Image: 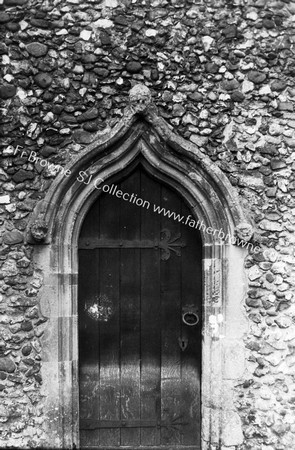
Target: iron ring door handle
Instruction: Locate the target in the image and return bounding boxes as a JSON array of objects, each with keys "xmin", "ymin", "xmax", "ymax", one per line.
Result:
[{"xmin": 182, "ymin": 312, "xmax": 199, "ymax": 326}]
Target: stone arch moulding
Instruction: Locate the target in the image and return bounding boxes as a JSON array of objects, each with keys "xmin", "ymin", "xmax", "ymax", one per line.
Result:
[{"xmin": 29, "ymin": 85, "xmax": 250, "ymax": 449}]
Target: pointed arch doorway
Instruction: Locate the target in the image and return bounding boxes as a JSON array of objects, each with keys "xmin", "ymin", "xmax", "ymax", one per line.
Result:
[
  {"xmin": 28, "ymin": 85, "xmax": 249, "ymax": 449},
  {"xmin": 78, "ymin": 164, "xmax": 202, "ymax": 449}
]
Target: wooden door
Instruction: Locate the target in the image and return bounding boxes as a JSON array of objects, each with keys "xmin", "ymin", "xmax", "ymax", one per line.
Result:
[{"xmin": 78, "ymin": 166, "xmax": 202, "ymax": 449}]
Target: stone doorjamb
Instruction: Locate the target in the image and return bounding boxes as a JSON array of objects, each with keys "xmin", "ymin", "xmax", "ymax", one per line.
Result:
[{"xmin": 29, "ymin": 85, "xmax": 249, "ymax": 449}]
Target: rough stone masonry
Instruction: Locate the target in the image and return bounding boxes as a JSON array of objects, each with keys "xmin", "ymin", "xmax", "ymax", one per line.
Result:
[{"xmin": 0, "ymin": 0, "xmax": 295, "ymax": 448}]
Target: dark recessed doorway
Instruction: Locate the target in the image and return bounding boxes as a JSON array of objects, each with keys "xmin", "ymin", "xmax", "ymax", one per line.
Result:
[{"xmin": 78, "ymin": 166, "xmax": 202, "ymax": 450}]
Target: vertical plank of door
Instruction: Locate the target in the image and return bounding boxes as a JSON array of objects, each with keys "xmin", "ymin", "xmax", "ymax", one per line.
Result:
[
  {"xmin": 160, "ymin": 185, "xmax": 182, "ymax": 446},
  {"xmin": 119, "ymin": 171, "xmax": 141, "ymax": 447},
  {"xmin": 140, "ymin": 171, "xmax": 161, "ymax": 446},
  {"xmin": 79, "ymin": 200, "xmax": 101, "ymax": 447},
  {"xmin": 180, "ymin": 203, "xmax": 202, "ymax": 446},
  {"xmin": 99, "ymin": 192, "xmax": 121, "ymax": 447}
]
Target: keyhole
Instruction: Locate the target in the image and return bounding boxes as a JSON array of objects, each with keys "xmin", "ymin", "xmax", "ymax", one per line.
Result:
[{"xmin": 178, "ymin": 336, "xmax": 188, "ymax": 351}]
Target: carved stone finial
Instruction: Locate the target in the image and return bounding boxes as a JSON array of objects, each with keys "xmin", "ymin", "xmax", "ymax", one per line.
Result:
[
  {"xmin": 129, "ymin": 84, "xmax": 152, "ymax": 113},
  {"xmin": 235, "ymin": 222, "xmax": 254, "ymax": 243},
  {"xmin": 31, "ymin": 219, "xmax": 48, "ymax": 242}
]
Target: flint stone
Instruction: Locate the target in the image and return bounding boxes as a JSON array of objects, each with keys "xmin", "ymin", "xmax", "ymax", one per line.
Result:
[
  {"xmin": 2, "ymin": 262, "xmax": 18, "ymax": 281},
  {"xmin": 277, "ymin": 302, "xmax": 291, "ymax": 312},
  {"xmin": 93, "ymin": 19, "xmax": 114, "ymax": 29},
  {"xmin": 77, "ymin": 108, "xmax": 99, "ymax": 123},
  {"xmin": 246, "ymin": 298, "xmax": 261, "ymax": 307},
  {"xmin": 259, "ymin": 166, "xmax": 271, "ymax": 175},
  {"xmin": 205, "ymin": 62, "xmax": 219, "ymax": 73},
  {"xmin": 189, "ymin": 92, "xmax": 203, "ymax": 101},
  {"xmin": 278, "ymin": 102, "xmax": 293, "ymax": 112},
  {"xmin": 30, "ymin": 18, "xmax": 49, "ymax": 29},
  {"xmin": 80, "ymin": 30, "xmax": 92, "ymax": 41},
  {"xmin": 12, "ymin": 169, "xmax": 34, "ymax": 183},
  {"xmin": 258, "ymin": 343, "xmax": 275, "ymax": 355},
  {"xmin": 182, "ymin": 112, "xmax": 197, "ymax": 126},
  {"xmin": 178, "ymin": 83, "xmax": 198, "ymax": 93},
  {"xmin": 186, "ymin": 6, "xmax": 200, "ymax": 19},
  {"xmin": 265, "ymin": 353, "xmax": 283, "ymax": 367},
  {"xmin": 0, "ymin": 44, "xmax": 8, "ymax": 55},
  {"xmin": 151, "ymin": 69, "xmax": 159, "ymax": 80},
  {"xmin": 275, "ymin": 316, "xmax": 292, "ymax": 329},
  {"xmin": 222, "ymin": 25, "xmax": 238, "ymax": 40},
  {"xmin": 0, "ymin": 84, "xmax": 17, "ymax": 99},
  {"xmin": 0, "ymin": 405, "xmax": 8, "ymax": 417},
  {"xmin": 263, "ymin": 19, "xmax": 275, "ymax": 29},
  {"xmin": 266, "ymin": 273, "xmax": 275, "ymax": 283},
  {"xmin": 34, "ymin": 73, "xmax": 52, "ymax": 88},
  {"xmin": 73, "ymin": 65, "xmax": 84, "ymax": 74},
  {"xmin": 40, "ymin": 146, "xmax": 57, "ymax": 157},
  {"xmin": 271, "ymin": 262, "xmax": 285, "ymax": 274},
  {"xmin": 73, "ymin": 130, "xmax": 95, "ymax": 144},
  {"xmin": 273, "ymin": 421, "xmax": 290, "ymax": 435},
  {"xmin": 172, "ymin": 104, "xmax": 185, "ymax": 117},
  {"xmin": 260, "ymin": 144, "xmax": 278, "ymax": 155},
  {"xmin": 238, "ymin": 175, "xmax": 264, "ymax": 188},
  {"xmin": 114, "ymin": 15, "xmax": 128, "ymax": 26},
  {"xmin": 162, "ymin": 91, "xmax": 173, "ymax": 102},
  {"xmin": 284, "ymin": 328, "xmax": 295, "ymax": 341},
  {"xmin": 26, "ymin": 43, "xmax": 48, "ymax": 57},
  {"xmin": 271, "ymin": 80, "xmax": 287, "ymax": 92},
  {"xmin": 104, "ymin": 0, "xmax": 118, "ymax": 6},
  {"xmin": 0, "ymin": 195, "xmax": 10, "ymax": 204},
  {"xmin": 190, "ymin": 135, "xmax": 208, "ymax": 147},
  {"xmin": 208, "ymin": 92, "xmax": 217, "ymax": 101},
  {"xmin": 0, "ymin": 357, "xmax": 16, "ymax": 373},
  {"xmin": 83, "ymin": 121, "xmax": 99, "ymax": 132},
  {"xmin": 21, "ymin": 321, "xmax": 33, "ymax": 332},
  {"xmin": 52, "ymin": 104, "xmax": 63, "ymax": 114},
  {"xmin": 3, "ymin": 230, "xmax": 24, "ymax": 245},
  {"xmin": 259, "ymin": 220, "xmax": 282, "ymax": 232},
  {"xmin": 246, "ymin": 11, "xmax": 258, "ymax": 21},
  {"xmin": 7, "ymin": 22, "xmax": 20, "ymax": 32},
  {"xmin": 94, "ymin": 68, "xmax": 110, "ymax": 78},
  {"xmin": 265, "ymin": 187, "xmax": 277, "ymax": 197},
  {"xmin": 248, "ymin": 266, "xmax": 262, "ymax": 281},
  {"xmin": 149, "ymin": 8, "xmax": 167, "ymax": 20},
  {"xmin": 262, "ymin": 300, "xmax": 275, "ymax": 310},
  {"xmin": 0, "ymin": 13, "xmax": 10, "ymax": 24},
  {"xmin": 60, "ymin": 113, "xmax": 76, "ymax": 124},
  {"xmin": 285, "ymin": 137, "xmax": 295, "ymax": 148},
  {"xmin": 202, "ymin": 36, "xmax": 214, "ymax": 51},
  {"xmin": 259, "ymin": 262, "xmax": 271, "ymax": 270},
  {"xmin": 100, "ymin": 32, "xmax": 111, "ymax": 46},
  {"xmin": 222, "ymin": 79, "xmax": 240, "ymax": 91},
  {"xmin": 270, "ymin": 159, "xmax": 286, "ymax": 170},
  {"xmin": 126, "ymin": 61, "xmax": 142, "ymax": 73},
  {"xmin": 231, "ymin": 90, "xmax": 245, "ymax": 102},
  {"xmin": 81, "ymin": 54, "xmax": 97, "ymax": 64},
  {"xmin": 248, "ymin": 71, "xmax": 267, "ymax": 84}
]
